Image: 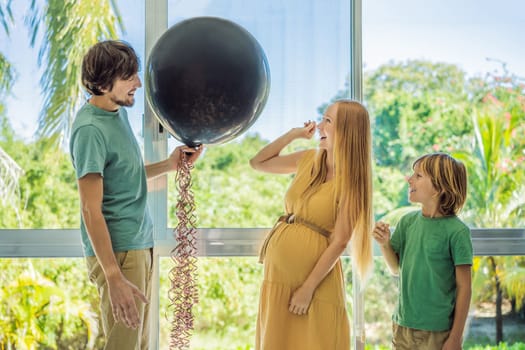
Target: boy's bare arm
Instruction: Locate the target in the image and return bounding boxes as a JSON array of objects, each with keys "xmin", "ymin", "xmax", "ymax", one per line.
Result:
[{"xmin": 443, "ymin": 264, "xmax": 472, "ymax": 350}]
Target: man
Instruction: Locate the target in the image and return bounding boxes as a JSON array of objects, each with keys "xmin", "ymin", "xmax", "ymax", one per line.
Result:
[{"xmin": 69, "ymin": 40, "xmax": 202, "ymax": 349}]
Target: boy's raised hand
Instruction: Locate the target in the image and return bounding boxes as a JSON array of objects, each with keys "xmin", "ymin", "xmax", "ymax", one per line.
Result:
[{"xmin": 373, "ymin": 221, "xmax": 391, "ymax": 246}]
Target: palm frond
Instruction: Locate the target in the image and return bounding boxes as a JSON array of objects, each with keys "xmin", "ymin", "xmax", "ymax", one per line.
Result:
[
  {"xmin": 0, "ymin": 146, "xmax": 23, "ymax": 206},
  {"xmin": 501, "ymin": 265, "xmax": 525, "ymax": 308},
  {"xmin": 0, "ymin": 49, "xmax": 19, "ymax": 211},
  {"xmin": 0, "ymin": 52, "xmax": 15, "ymax": 95},
  {"xmin": 26, "ymin": 0, "xmax": 124, "ymax": 146},
  {"xmin": 0, "ymin": 0, "xmax": 13, "ymax": 35},
  {"xmin": 471, "ymin": 256, "xmax": 495, "ymax": 303}
]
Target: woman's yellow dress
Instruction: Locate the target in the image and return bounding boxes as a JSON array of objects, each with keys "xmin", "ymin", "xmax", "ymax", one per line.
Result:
[{"xmin": 256, "ymin": 150, "xmax": 350, "ymax": 349}]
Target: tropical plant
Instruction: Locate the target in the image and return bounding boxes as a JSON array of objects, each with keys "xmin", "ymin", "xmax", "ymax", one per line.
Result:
[
  {"xmin": 168, "ymin": 133, "xmax": 302, "ymax": 229},
  {"xmin": 27, "ymin": 0, "xmax": 124, "ymax": 144},
  {"xmin": 0, "ymin": 259, "xmax": 100, "ymax": 349},
  {"xmin": 0, "ymin": 0, "xmax": 123, "ymax": 217},
  {"xmin": 332, "ymin": 60, "xmax": 525, "ymax": 344},
  {"xmin": 159, "ymin": 257, "xmax": 263, "ymax": 350},
  {"xmin": 363, "ymin": 60, "xmax": 474, "ymax": 169},
  {"xmin": 0, "ymin": 1, "xmax": 21, "ymax": 209},
  {"xmin": 321, "ymin": 61, "xmax": 480, "ymax": 218},
  {"xmin": 0, "ymin": 118, "xmax": 80, "ymax": 229},
  {"xmin": 454, "ymin": 68, "xmax": 525, "ymax": 343}
]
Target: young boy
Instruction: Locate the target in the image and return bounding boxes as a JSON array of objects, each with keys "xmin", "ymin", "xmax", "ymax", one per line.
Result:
[{"xmin": 373, "ymin": 153, "xmax": 473, "ymax": 350}]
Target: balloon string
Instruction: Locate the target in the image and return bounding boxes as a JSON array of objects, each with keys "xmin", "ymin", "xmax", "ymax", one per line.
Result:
[{"xmin": 168, "ymin": 155, "xmax": 198, "ymax": 350}]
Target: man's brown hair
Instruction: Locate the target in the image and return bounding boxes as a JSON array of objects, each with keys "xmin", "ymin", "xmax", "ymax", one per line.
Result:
[{"xmin": 81, "ymin": 40, "xmax": 139, "ymax": 96}]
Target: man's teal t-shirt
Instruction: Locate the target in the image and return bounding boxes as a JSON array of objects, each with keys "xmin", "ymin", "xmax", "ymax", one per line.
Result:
[
  {"xmin": 390, "ymin": 210, "xmax": 473, "ymax": 331},
  {"xmin": 69, "ymin": 103, "xmax": 153, "ymax": 256}
]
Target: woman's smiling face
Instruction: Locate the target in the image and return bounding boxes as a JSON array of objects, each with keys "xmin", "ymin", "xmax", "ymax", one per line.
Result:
[{"xmin": 318, "ymin": 103, "xmax": 337, "ymax": 151}]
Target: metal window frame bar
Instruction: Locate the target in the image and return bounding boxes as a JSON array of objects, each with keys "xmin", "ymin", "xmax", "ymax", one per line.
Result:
[
  {"xmin": 1, "ymin": 228, "xmax": 524, "ymax": 349},
  {"xmin": 144, "ymin": 0, "xmax": 168, "ymax": 347},
  {"xmin": 3, "ymin": 0, "xmax": 524, "ymax": 348},
  {"xmin": 1, "ymin": 228, "xmax": 525, "ymax": 258},
  {"xmin": 349, "ymin": 0, "xmax": 365, "ymax": 347}
]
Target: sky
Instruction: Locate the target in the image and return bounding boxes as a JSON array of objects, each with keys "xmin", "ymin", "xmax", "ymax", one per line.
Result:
[{"xmin": 0, "ymin": 0, "xmax": 523, "ymax": 144}]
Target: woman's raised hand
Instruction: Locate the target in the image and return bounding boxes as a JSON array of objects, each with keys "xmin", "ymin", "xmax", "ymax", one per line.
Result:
[{"xmin": 292, "ymin": 120, "xmax": 316, "ymax": 140}]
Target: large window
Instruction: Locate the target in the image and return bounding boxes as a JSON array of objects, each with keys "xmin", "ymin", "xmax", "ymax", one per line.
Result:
[
  {"xmin": 163, "ymin": 0, "xmax": 352, "ymax": 228},
  {"xmin": 1, "ymin": 0, "xmax": 524, "ymax": 349},
  {"xmin": 0, "ymin": 0, "xmax": 145, "ymax": 230},
  {"xmin": 363, "ymin": 0, "xmax": 525, "ymax": 347}
]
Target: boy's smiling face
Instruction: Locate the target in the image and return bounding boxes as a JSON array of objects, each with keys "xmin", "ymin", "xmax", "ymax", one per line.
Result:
[{"xmin": 407, "ymin": 163, "xmax": 439, "ymax": 208}]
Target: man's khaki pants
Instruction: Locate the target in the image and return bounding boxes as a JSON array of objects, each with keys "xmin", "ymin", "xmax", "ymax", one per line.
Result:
[{"xmin": 87, "ymin": 249, "xmax": 153, "ymax": 350}]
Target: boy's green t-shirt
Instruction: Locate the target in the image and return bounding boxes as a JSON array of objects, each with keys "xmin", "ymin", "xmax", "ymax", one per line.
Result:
[
  {"xmin": 390, "ymin": 210, "xmax": 473, "ymax": 331},
  {"xmin": 70, "ymin": 103, "xmax": 153, "ymax": 257}
]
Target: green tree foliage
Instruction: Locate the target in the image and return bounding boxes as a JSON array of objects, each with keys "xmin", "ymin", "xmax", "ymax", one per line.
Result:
[
  {"xmin": 0, "ymin": 51, "xmax": 14, "ymax": 96},
  {"xmin": 453, "ymin": 69, "xmax": 525, "ymax": 344},
  {"xmin": 1, "ymin": 58, "xmax": 525, "ymax": 347},
  {"xmin": 0, "ymin": 0, "xmax": 122, "ymax": 213},
  {"xmin": 168, "ymin": 133, "xmax": 304, "ymax": 228},
  {"xmin": 0, "ymin": 21, "xmax": 20, "ymax": 207},
  {"xmin": 0, "ymin": 118, "xmax": 23, "ymax": 211},
  {"xmin": 455, "ymin": 71, "xmax": 525, "ymax": 227},
  {"xmin": 322, "ymin": 60, "xmax": 483, "ymax": 219},
  {"xmin": 0, "ymin": 116, "xmax": 79, "ymax": 229},
  {"xmin": 27, "ymin": 0, "xmax": 123, "ymax": 145},
  {"xmin": 0, "ymin": 259, "xmax": 101, "ymax": 349},
  {"xmin": 159, "ymin": 258, "xmax": 263, "ymax": 349},
  {"xmin": 365, "ymin": 60, "xmax": 474, "ymax": 169}
]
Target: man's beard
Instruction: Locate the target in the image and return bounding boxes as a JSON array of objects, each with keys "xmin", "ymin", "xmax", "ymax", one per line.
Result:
[{"xmin": 111, "ymin": 95, "xmax": 135, "ymax": 107}]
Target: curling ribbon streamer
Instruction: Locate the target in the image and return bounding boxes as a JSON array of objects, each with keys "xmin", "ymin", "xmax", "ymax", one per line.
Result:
[{"xmin": 168, "ymin": 154, "xmax": 199, "ymax": 349}]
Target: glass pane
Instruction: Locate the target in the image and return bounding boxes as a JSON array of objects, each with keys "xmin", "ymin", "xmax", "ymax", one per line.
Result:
[
  {"xmin": 363, "ymin": 1, "xmax": 524, "ymax": 77},
  {"xmin": 363, "ymin": 2, "xmax": 525, "ymax": 345},
  {"xmin": 0, "ymin": 0, "xmax": 144, "ymax": 229},
  {"xmin": 159, "ymin": 256, "xmax": 355, "ymax": 349},
  {"xmin": 159, "ymin": 257, "xmax": 263, "ymax": 349},
  {"xmin": 118, "ymin": 0, "xmax": 146, "ymax": 141},
  {"xmin": 0, "ymin": 258, "xmax": 104, "ymax": 348},
  {"xmin": 363, "ymin": 258, "xmax": 398, "ymax": 347},
  {"xmin": 2, "ymin": 254, "xmax": 523, "ymax": 349},
  {"xmin": 464, "ymin": 255, "xmax": 525, "ymax": 348},
  {"xmin": 164, "ymin": 0, "xmax": 351, "ymax": 228},
  {"xmin": 363, "ymin": 0, "xmax": 525, "ymax": 227},
  {"xmin": 366, "ymin": 256, "xmax": 525, "ymax": 349}
]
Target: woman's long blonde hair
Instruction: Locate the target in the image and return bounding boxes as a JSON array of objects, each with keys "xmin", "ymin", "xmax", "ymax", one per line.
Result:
[{"xmin": 301, "ymin": 100, "xmax": 373, "ymax": 283}]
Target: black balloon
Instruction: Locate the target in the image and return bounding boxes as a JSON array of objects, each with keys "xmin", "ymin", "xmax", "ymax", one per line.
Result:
[{"xmin": 146, "ymin": 17, "xmax": 271, "ymax": 147}]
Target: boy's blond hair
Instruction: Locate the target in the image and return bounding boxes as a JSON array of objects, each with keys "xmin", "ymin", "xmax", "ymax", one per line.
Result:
[{"xmin": 413, "ymin": 153, "xmax": 468, "ymax": 216}]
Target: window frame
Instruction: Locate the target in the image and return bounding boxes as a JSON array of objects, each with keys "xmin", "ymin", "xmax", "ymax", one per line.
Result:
[{"xmin": 2, "ymin": 0, "xmax": 525, "ymax": 349}]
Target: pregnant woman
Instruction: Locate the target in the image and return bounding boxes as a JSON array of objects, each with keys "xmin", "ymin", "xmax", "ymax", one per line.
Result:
[{"xmin": 250, "ymin": 99, "xmax": 374, "ymax": 350}]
